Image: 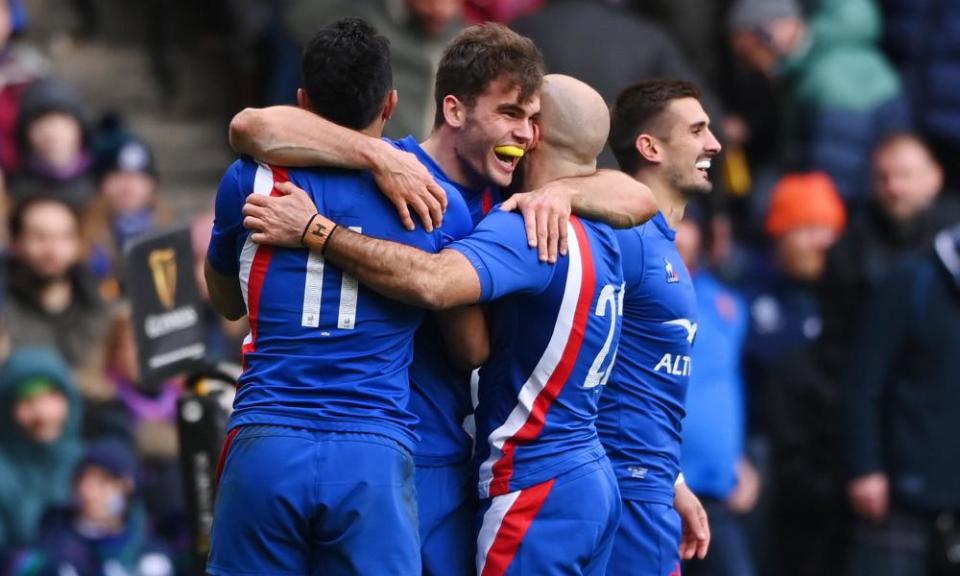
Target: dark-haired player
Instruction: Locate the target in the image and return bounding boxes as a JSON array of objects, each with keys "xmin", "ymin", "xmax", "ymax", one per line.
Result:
[
  {"xmin": 232, "ymin": 22, "xmax": 655, "ymax": 575},
  {"xmin": 203, "ymin": 19, "xmax": 477, "ymax": 575},
  {"xmin": 598, "ymin": 79, "xmax": 720, "ymax": 575},
  {"xmin": 245, "ymin": 73, "xmax": 627, "ymax": 576}
]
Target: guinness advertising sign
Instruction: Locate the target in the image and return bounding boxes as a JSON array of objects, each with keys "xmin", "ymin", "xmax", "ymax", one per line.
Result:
[{"xmin": 126, "ymin": 227, "xmax": 206, "ymax": 389}]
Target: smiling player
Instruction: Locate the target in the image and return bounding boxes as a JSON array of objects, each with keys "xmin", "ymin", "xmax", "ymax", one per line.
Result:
[
  {"xmin": 229, "ymin": 23, "xmax": 655, "ymax": 576},
  {"xmin": 599, "ymin": 79, "xmax": 721, "ymax": 576}
]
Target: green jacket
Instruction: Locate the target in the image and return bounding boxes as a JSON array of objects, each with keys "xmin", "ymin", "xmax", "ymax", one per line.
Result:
[
  {"xmin": 780, "ymin": 0, "xmax": 901, "ymax": 112},
  {"xmin": 0, "ymin": 347, "xmax": 83, "ymax": 549}
]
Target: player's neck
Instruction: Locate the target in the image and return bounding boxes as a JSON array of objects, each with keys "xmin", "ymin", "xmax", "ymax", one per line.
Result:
[
  {"xmin": 522, "ymin": 155, "xmax": 594, "ymax": 191},
  {"xmin": 421, "ymin": 130, "xmax": 480, "ymax": 190},
  {"xmin": 634, "ymin": 171, "xmax": 686, "ymax": 230}
]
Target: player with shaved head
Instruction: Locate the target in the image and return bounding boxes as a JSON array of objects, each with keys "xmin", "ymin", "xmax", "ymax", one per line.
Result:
[
  {"xmin": 231, "ymin": 22, "xmax": 655, "ymax": 575},
  {"xmin": 244, "ymin": 74, "xmax": 627, "ymax": 575}
]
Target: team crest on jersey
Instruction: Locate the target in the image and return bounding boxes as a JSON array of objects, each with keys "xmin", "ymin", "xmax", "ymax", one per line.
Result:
[{"xmin": 664, "ymin": 258, "xmax": 680, "ymax": 283}]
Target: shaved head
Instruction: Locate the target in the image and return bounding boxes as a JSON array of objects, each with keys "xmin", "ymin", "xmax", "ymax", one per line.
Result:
[{"xmin": 537, "ymin": 74, "xmax": 609, "ymax": 167}]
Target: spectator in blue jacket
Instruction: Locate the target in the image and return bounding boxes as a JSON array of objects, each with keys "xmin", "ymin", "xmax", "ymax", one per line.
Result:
[
  {"xmin": 7, "ymin": 437, "xmax": 176, "ymax": 576},
  {"xmin": 677, "ymin": 211, "xmax": 758, "ymax": 576},
  {"xmin": 743, "ymin": 172, "xmax": 850, "ymax": 576},
  {"xmin": 844, "ymin": 222, "xmax": 960, "ymax": 576},
  {"xmin": 880, "ymin": 0, "xmax": 960, "ymax": 190}
]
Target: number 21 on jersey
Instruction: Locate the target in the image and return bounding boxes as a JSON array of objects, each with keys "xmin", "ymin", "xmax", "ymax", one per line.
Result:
[{"xmin": 584, "ymin": 282, "xmax": 625, "ymax": 389}]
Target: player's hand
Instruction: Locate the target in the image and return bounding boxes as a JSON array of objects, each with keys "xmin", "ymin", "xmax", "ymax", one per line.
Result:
[
  {"xmin": 243, "ymin": 181, "xmax": 317, "ymax": 247},
  {"xmin": 726, "ymin": 458, "xmax": 761, "ymax": 514},
  {"xmin": 370, "ymin": 140, "xmax": 447, "ymax": 232},
  {"xmin": 499, "ymin": 181, "xmax": 573, "ymax": 263},
  {"xmin": 849, "ymin": 472, "xmax": 889, "ymax": 522},
  {"xmin": 675, "ymin": 482, "xmax": 710, "ymax": 561}
]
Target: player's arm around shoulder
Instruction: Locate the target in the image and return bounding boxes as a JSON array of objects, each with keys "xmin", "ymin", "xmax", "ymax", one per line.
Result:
[
  {"xmin": 500, "ymin": 170, "xmax": 658, "ymax": 263},
  {"xmin": 229, "ymin": 106, "xmax": 447, "ymax": 232},
  {"xmin": 564, "ymin": 169, "xmax": 658, "ymax": 228},
  {"xmin": 313, "ymin": 220, "xmax": 482, "ymax": 311}
]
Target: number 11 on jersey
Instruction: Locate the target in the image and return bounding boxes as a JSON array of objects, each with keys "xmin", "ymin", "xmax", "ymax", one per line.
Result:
[{"xmin": 301, "ymin": 226, "xmax": 361, "ymax": 330}]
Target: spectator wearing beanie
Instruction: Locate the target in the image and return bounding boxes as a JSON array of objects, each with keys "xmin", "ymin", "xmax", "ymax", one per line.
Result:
[
  {"xmin": 676, "ymin": 209, "xmax": 758, "ymax": 576},
  {"xmin": 742, "ymin": 172, "xmax": 851, "ymax": 576},
  {"xmin": 85, "ymin": 132, "xmax": 173, "ymax": 301},
  {"xmin": 843, "ymin": 222, "xmax": 960, "ymax": 576},
  {"xmin": 6, "ymin": 437, "xmax": 176, "ymax": 576},
  {"xmin": 10, "ymin": 79, "xmax": 95, "ymax": 209}
]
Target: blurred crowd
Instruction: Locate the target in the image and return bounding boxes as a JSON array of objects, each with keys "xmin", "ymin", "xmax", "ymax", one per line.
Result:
[{"xmin": 0, "ymin": 0, "xmax": 958, "ymax": 574}]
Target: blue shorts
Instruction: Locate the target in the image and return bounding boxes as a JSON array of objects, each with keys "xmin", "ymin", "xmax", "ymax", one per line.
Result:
[
  {"xmin": 207, "ymin": 425, "xmax": 419, "ymax": 575},
  {"xmin": 475, "ymin": 457, "xmax": 621, "ymax": 576},
  {"xmin": 416, "ymin": 462, "xmax": 477, "ymax": 576},
  {"xmin": 606, "ymin": 500, "xmax": 681, "ymax": 576}
]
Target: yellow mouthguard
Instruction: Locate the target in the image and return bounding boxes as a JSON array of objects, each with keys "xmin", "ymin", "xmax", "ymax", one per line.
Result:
[{"xmin": 494, "ymin": 145, "xmax": 525, "ymax": 158}]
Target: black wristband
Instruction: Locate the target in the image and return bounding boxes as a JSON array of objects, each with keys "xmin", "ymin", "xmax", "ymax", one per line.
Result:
[
  {"xmin": 321, "ymin": 223, "xmax": 340, "ymax": 255},
  {"xmin": 300, "ymin": 213, "xmax": 320, "ymax": 247}
]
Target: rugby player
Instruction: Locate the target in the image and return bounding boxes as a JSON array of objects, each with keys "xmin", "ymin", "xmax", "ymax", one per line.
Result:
[
  {"xmin": 599, "ymin": 79, "xmax": 720, "ymax": 576},
  {"xmin": 231, "ymin": 23, "xmax": 656, "ymax": 575},
  {"xmin": 203, "ymin": 19, "xmax": 478, "ymax": 574},
  {"xmin": 243, "ymin": 74, "xmax": 630, "ymax": 576}
]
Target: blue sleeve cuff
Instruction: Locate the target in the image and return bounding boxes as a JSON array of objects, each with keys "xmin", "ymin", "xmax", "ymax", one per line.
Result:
[
  {"xmin": 206, "ymin": 236, "xmax": 238, "ymax": 276},
  {"xmin": 447, "ymin": 243, "xmax": 493, "ymax": 303}
]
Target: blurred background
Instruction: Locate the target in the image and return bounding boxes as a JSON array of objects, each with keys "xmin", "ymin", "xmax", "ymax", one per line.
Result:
[{"xmin": 0, "ymin": 0, "xmax": 958, "ymax": 574}]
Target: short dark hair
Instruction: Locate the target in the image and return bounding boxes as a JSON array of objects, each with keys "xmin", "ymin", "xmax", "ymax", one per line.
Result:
[
  {"xmin": 433, "ymin": 23, "xmax": 544, "ymax": 127},
  {"xmin": 609, "ymin": 79, "xmax": 702, "ymax": 173},
  {"xmin": 10, "ymin": 194, "xmax": 81, "ymax": 240},
  {"xmin": 301, "ymin": 18, "xmax": 392, "ymax": 130}
]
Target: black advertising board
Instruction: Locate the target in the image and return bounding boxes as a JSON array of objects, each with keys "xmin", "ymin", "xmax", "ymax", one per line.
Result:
[
  {"xmin": 126, "ymin": 226, "xmax": 206, "ymax": 389},
  {"xmin": 177, "ymin": 368, "xmax": 237, "ymax": 569}
]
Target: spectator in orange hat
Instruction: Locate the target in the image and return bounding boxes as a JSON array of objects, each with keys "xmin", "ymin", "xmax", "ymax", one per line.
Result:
[
  {"xmin": 742, "ymin": 171, "xmax": 850, "ymax": 576},
  {"xmin": 765, "ymin": 171, "xmax": 846, "ymax": 283}
]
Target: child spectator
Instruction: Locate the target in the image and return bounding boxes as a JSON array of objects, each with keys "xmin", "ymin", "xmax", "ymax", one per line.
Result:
[
  {"xmin": 8, "ymin": 437, "xmax": 175, "ymax": 576},
  {"xmin": 86, "ymin": 133, "xmax": 173, "ymax": 301}
]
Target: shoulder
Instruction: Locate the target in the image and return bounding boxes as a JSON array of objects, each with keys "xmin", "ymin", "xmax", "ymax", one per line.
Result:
[
  {"xmin": 475, "ymin": 207, "xmax": 525, "ymax": 232},
  {"xmin": 442, "ymin": 188, "xmax": 473, "ymax": 239},
  {"xmin": 614, "ymin": 223, "xmax": 647, "ymax": 251}
]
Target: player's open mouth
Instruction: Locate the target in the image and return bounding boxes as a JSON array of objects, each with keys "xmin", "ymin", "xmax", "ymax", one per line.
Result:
[
  {"xmin": 695, "ymin": 158, "xmax": 711, "ymax": 177},
  {"xmin": 494, "ymin": 145, "xmax": 524, "ymax": 170}
]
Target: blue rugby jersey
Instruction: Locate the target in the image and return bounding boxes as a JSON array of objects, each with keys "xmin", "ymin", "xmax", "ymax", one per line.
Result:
[
  {"xmin": 393, "ymin": 135, "xmax": 479, "ymax": 465},
  {"xmin": 450, "ymin": 209, "xmax": 624, "ymax": 498},
  {"xmin": 597, "ymin": 212, "xmax": 698, "ymax": 504},
  {"xmin": 206, "ymin": 157, "xmax": 472, "ymax": 453}
]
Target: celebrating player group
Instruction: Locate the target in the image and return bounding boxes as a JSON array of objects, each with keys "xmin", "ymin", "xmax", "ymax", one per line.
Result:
[{"xmin": 204, "ymin": 16, "xmax": 720, "ymax": 576}]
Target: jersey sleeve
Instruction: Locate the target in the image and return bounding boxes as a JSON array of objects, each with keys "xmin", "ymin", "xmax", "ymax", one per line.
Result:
[
  {"xmin": 615, "ymin": 227, "xmax": 647, "ymax": 303},
  {"xmin": 206, "ymin": 159, "xmax": 249, "ymax": 275},
  {"xmin": 447, "ymin": 209, "xmax": 555, "ymax": 302},
  {"xmin": 436, "ymin": 187, "xmax": 474, "ymax": 247}
]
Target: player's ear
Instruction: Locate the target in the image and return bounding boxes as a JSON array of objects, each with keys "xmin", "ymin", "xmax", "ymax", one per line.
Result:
[
  {"xmin": 442, "ymin": 95, "xmax": 466, "ymax": 128},
  {"xmin": 297, "ymin": 89, "xmax": 314, "ymax": 113},
  {"xmin": 636, "ymin": 133, "xmax": 661, "ymax": 164},
  {"xmin": 382, "ymin": 89, "xmax": 398, "ymax": 122}
]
